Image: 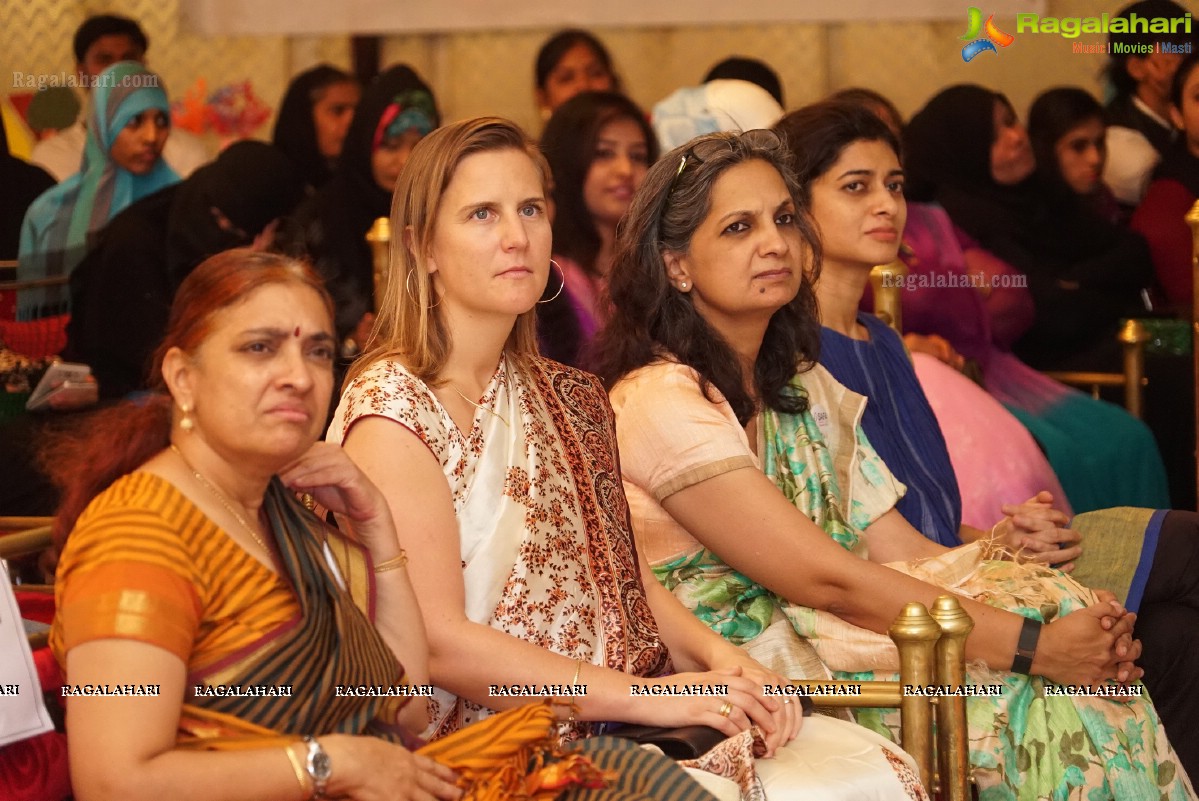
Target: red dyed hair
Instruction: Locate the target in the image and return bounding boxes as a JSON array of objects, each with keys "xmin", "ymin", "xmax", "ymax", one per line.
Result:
[{"xmin": 43, "ymin": 249, "xmax": 332, "ymax": 547}]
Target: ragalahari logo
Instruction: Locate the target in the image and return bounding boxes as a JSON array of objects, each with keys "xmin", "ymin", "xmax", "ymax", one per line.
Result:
[{"xmin": 960, "ymin": 7, "xmax": 1016, "ymax": 61}]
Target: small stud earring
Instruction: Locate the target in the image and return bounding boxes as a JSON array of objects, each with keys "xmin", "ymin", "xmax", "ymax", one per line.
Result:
[{"xmin": 679, "ymin": 281, "xmax": 689, "ymax": 290}]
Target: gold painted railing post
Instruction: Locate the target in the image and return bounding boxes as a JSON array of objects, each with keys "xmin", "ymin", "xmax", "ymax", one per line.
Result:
[
  {"xmin": 1117, "ymin": 320, "xmax": 1149, "ymax": 420},
  {"xmin": 930, "ymin": 595, "xmax": 973, "ymax": 801},
  {"xmin": 889, "ymin": 601, "xmax": 941, "ymax": 788},
  {"xmin": 366, "ymin": 216, "xmax": 392, "ymax": 314},
  {"xmin": 1187, "ymin": 200, "xmax": 1199, "ymax": 504},
  {"xmin": 870, "ymin": 261, "xmax": 909, "ymax": 334}
]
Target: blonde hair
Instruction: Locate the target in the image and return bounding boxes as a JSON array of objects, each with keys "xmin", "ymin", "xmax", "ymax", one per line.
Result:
[{"xmin": 347, "ymin": 117, "xmax": 550, "ymax": 387}]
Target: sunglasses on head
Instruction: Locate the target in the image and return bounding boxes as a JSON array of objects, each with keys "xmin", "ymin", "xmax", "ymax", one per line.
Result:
[{"xmin": 659, "ymin": 129, "xmax": 784, "ymax": 226}]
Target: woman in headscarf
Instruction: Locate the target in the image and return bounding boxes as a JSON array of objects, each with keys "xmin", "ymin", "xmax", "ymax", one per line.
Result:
[
  {"xmin": 271, "ymin": 64, "xmax": 360, "ymax": 191},
  {"xmin": 902, "ymin": 85, "xmax": 1171, "ymax": 513},
  {"xmin": 1029, "ymin": 87, "xmax": 1122, "ymax": 225},
  {"xmin": 904, "ymin": 84, "xmax": 1152, "ymax": 373},
  {"xmin": 281, "ymin": 64, "xmax": 439, "ymax": 351},
  {"xmin": 63, "ymin": 141, "xmax": 307, "ymax": 400},
  {"xmin": 17, "ymin": 60, "xmax": 178, "ymax": 319}
]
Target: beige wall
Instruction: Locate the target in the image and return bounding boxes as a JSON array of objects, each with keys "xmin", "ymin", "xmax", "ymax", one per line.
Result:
[{"xmin": 0, "ymin": 0, "xmax": 1158, "ymax": 143}]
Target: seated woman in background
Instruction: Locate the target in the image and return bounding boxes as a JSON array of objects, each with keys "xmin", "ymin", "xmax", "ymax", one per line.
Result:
[
  {"xmin": 817, "ymin": 87, "xmax": 1070, "ymax": 532},
  {"xmin": 281, "ymin": 64, "xmax": 439, "ymax": 354},
  {"xmin": 534, "ymin": 29, "xmax": 619, "ymax": 122},
  {"xmin": 1132, "ymin": 52, "xmax": 1199, "ymax": 311},
  {"xmin": 18, "ymin": 60, "xmax": 179, "ymax": 319},
  {"xmin": 905, "ymin": 84, "xmax": 1153, "ymax": 375},
  {"xmin": 835, "ymin": 87, "xmax": 1168, "ymax": 517},
  {"xmin": 332, "ymin": 116, "xmax": 929, "ymax": 800},
  {"xmin": 1029, "ymin": 87, "xmax": 1122, "ymax": 224},
  {"xmin": 537, "ymin": 91, "xmax": 657, "ymax": 366},
  {"xmin": 272, "ymin": 63, "xmax": 361, "ymax": 191},
  {"xmin": 597, "ymin": 127, "xmax": 1196, "ymax": 795}
]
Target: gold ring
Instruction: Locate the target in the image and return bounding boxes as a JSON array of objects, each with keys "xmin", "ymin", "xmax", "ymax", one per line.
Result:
[
  {"xmin": 783, "ymin": 698, "xmax": 792, "ymax": 705},
  {"xmin": 718, "ymin": 701, "xmax": 733, "ymax": 717}
]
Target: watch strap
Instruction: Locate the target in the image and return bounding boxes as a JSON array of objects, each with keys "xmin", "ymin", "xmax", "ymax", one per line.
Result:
[{"xmin": 1011, "ymin": 617, "xmax": 1041, "ymax": 674}]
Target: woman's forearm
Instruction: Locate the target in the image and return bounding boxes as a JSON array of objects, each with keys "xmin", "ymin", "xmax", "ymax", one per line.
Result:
[
  {"xmin": 370, "ymin": 562, "xmax": 431, "ymax": 687},
  {"xmin": 426, "ymin": 616, "xmax": 695, "ymax": 725},
  {"xmin": 640, "ymin": 557, "xmax": 730, "ymax": 672},
  {"xmin": 661, "ymin": 475, "xmax": 1027, "ymax": 672},
  {"xmin": 75, "ymin": 745, "xmax": 310, "ymax": 801}
]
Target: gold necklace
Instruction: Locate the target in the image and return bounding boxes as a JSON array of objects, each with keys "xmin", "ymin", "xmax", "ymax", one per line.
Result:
[
  {"xmin": 169, "ymin": 444, "xmax": 271, "ymax": 552},
  {"xmin": 449, "ymin": 385, "xmax": 509, "ymax": 428}
]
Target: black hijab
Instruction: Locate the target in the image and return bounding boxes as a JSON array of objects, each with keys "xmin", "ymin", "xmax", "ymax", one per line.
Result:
[
  {"xmin": 284, "ymin": 64, "xmax": 439, "ymax": 341},
  {"xmin": 905, "ymin": 84, "xmax": 1152, "ymax": 370},
  {"xmin": 166, "ymin": 140, "xmax": 307, "ymax": 289},
  {"xmin": 272, "ymin": 65, "xmax": 356, "ymax": 191},
  {"xmin": 1, "ymin": 114, "xmax": 55, "ymax": 260}
]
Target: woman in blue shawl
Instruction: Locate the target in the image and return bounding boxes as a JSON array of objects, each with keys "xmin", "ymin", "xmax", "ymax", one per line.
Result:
[{"xmin": 17, "ymin": 60, "xmax": 179, "ymax": 319}]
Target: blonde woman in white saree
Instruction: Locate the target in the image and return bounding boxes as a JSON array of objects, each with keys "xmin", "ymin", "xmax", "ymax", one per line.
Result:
[{"xmin": 329, "ymin": 117, "xmax": 929, "ymax": 800}]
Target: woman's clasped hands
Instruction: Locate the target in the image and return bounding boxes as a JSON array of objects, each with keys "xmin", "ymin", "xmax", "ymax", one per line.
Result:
[{"xmin": 1036, "ymin": 595, "xmax": 1143, "ymax": 693}]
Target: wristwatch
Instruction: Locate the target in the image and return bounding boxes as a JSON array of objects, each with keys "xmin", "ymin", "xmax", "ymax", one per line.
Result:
[{"xmin": 304, "ymin": 736, "xmax": 332, "ymax": 799}]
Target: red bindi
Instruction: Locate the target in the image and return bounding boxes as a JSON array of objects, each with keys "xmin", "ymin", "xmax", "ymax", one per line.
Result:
[{"xmin": 294, "ymin": 326, "xmax": 301, "ymax": 337}]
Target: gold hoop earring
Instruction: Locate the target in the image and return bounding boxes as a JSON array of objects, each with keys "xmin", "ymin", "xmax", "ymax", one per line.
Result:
[
  {"xmin": 538, "ymin": 259, "xmax": 566, "ymax": 304},
  {"xmin": 179, "ymin": 403, "xmax": 195, "ymax": 433},
  {"xmin": 405, "ymin": 269, "xmax": 440, "ymax": 309}
]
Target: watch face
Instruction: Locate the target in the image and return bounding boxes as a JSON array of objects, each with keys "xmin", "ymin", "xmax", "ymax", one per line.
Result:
[{"xmin": 312, "ymin": 750, "xmax": 332, "ymax": 780}]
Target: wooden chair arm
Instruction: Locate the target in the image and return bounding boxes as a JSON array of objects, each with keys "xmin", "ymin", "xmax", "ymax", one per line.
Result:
[
  {"xmin": 0, "ymin": 526, "xmax": 53, "ymax": 560},
  {"xmin": 1044, "ymin": 320, "xmax": 1149, "ymax": 418},
  {"xmin": 0, "ymin": 516, "xmax": 55, "ymax": 530},
  {"xmin": 869, "ymin": 261, "xmax": 908, "ymax": 334}
]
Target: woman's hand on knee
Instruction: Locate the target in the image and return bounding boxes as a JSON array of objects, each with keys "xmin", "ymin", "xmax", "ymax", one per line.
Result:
[
  {"xmin": 710, "ymin": 664, "xmax": 803, "ymax": 757},
  {"xmin": 1036, "ymin": 601, "xmax": 1142, "ymax": 687},
  {"xmin": 628, "ymin": 671, "xmax": 774, "ymax": 741},
  {"xmin": 323, "ymin": 735, "xmax": 462, "ymax": 801}
]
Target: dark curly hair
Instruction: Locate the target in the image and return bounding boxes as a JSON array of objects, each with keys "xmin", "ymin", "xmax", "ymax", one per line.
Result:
[{"xmin": 595, "ymin": 130, "xmax": 822, "ymax": 425}]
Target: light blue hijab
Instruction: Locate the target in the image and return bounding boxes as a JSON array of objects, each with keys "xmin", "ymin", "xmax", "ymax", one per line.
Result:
[{"xmin": 17, "ymin": 61, "xmax": 179, "ymax": 319}]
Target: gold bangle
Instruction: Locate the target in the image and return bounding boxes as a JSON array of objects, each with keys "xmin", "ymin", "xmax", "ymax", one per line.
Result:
[
  {"xmin": 568, "ymin": 659, "xmax": 584, "ymax": 726},
  {"xmin": 374, "ymin": 551, "xmax": 408, "ymax": 573},
  {"xmin": 284, "ymin": 742, "xmax": 310, "ymax": 799}
]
